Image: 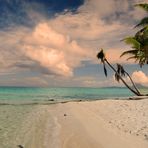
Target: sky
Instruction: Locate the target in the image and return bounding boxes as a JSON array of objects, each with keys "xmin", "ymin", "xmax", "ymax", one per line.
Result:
[{"xmin": 0, "ymin": 0, "xmax": 148, "ymax": 87}]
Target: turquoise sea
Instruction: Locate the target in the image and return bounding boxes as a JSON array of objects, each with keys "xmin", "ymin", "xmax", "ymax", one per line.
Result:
[{"xmin": 0, "ymin": 87, "xmax": 147, "ymax": 104}]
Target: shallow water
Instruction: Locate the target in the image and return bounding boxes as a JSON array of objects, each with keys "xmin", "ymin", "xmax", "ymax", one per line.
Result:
[
  {"xmin": 0, "ymin": 87, "xmax": 147, "ymax": 105},
  {"xmin": 0, "ymin": 105, "xmax": 35, "ymax": 148},
  {"xmin": 0, "ymin": 87, "xmax": 147, "ymax": 147}
]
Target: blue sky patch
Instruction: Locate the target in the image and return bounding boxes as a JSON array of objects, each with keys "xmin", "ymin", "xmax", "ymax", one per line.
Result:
[{"xmin": 0, "ymin": 0, "xmax": 84, "ymax": 29}]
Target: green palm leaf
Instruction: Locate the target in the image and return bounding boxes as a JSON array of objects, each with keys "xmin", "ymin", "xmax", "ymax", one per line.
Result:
[
  {"xmin": 123, "ymin": 37, "xmax": 141, "ymax": 49},
  {"xmin": 135, "ymin": 26, "xmax": 148, "ymax": 46},
  {"xmin": 135, "ymin": 17, "xmax": 148, "ymax": 27},
  {"xmin": 135, "ymin": 3, "xmax": 148, "ymax": 12},
  {"xmin": 126, "ymin": 56, "xmax": 138, "ymax": 61},
  {"xmin": 120, "ymin": 49, "xmax": 138, "ymax": 57}
]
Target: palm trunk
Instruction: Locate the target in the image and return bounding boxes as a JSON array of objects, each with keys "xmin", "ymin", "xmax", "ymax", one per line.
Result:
[
  {"xmin": 104, "ymin": 59, "xmax": 142, "ymax": 96},
  {"xmin": 125, "ymin": 71, "xmax": 141, "ymax": 95}
]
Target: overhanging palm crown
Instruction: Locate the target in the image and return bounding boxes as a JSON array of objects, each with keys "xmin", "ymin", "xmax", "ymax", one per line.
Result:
[{"xmin": 121, "ymin": 3, "xmax": 148, "ymax": 66}]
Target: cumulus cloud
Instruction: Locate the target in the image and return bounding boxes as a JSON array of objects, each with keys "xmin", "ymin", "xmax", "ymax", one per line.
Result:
[
  {"xmin": 22, "ymin": 23, "xmax": 92, "ymax": 76},
  {"xmin": 132, "ymin": 71, "xmax": 148, "ymax": 86},
  {"xmin": 0, "ymin": 0, "xmax": 147, "ymax": 86},
  {"xmin": 0, "ymin": 23, "xmax": 92, "ymax": 77}
]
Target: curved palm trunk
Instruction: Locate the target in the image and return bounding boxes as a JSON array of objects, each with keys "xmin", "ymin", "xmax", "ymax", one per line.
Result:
[
  {"xmin": 104, "ymin": 59, "xmax": 143, "ymax": 96},
  {"xmin": 125, "ymin": 72, "xmax": 141, "ymax": 95}
]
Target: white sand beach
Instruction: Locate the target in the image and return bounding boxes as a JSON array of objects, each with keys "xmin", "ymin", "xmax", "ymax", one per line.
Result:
[{"xmin": 0, "ymin": 98, "xmax": 148, "ymax": 148}]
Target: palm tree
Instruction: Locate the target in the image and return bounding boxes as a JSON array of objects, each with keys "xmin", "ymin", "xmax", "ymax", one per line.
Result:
[
  {"xmin": 134, "ymin": 3, "xmax": 148, "ymax": 27},
  {"xmin": 97, "ymin": 49, "xmax": 143, "ymax": 96},
  {"xmin": 115, "ymin": 64, "xmax": 141, "ymax": 94},
  {"xmin": 121, "ymin": 3, "xmax": 148, "ymax": 66}
]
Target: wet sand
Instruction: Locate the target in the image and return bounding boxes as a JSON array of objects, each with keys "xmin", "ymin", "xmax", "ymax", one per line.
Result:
[{"xmin": 0, "ymin": 98, "xmax": 148, "ymax": 148}]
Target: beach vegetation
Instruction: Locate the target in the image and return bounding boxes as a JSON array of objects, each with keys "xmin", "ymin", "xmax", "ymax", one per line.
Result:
[
  {"xmin": 121, "ymin": 3, "xmax": 148, "ymax": 67},
  {"xmin": 97, "ymin": 3, "xmax": 148, "ymax": 96},
  {"xmin": 97, "ymin": 49, "xmax": 143, "ymax": 96}
]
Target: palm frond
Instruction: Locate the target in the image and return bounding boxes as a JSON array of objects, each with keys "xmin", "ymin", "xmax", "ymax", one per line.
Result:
[
  {"xmin": 97, "ymin": 49, "xmax": 105, "ymax": 62},
  {"xmin": 120, "ymin": 49, "xmax": 139, "ymax": 57},
  {"xmin": 126, "ymin": 56, "xmax": 138, "ymax": 61},
  {"xmin": 97, "ymin": 49, "xmax": 108, "ymax": 77},
  {"xmin": 135, "ymin": 26, "xmax": 148, "ymax": 35},
  {"xmin": 103, "ymin": 63, "xmax": 107, "ymax": 77},
  {"xmin": 114, "ymin": 64, "xmax": 126, "ymax": 82},
  {"xmin": 121, "ymin": 3, "xmax": 148, "ymax": 67},
  {"xmin": 120, "ymin": 49, "xmax": 148, "ymax": 66},
  {"xmin": 121, "ymin": 67, "xmax": 126, "ymax": 77},
  {"xmin": 135, "ymin": 3, "xmax": 148, "ymax": 12},
  {"xmin": 117, "ymin": 64, "xmax": 126, "ymax": 77},
  {"xmin": 135, "ymin": 26, "xmax": 148, "ymax": 43},
  {"xmin": 123, "ymin": 37, "xmax": 141, "ymax": 49},
  {"xmin": 135, "ymin": 17, "xmax": 148, "ymax": 28},
  {"xmin": 115, "ymin": 72, "xmax": 120, "ymax": 82}
]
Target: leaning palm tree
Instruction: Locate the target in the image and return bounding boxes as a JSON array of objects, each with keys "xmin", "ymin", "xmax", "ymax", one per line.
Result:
[
  {"xmin": 121, "ymin": 3, "xmax": 148, "ymax": 66},
  {"xmin": 97, "ymin": 49, "xmax": 143, "ymax": 96}
]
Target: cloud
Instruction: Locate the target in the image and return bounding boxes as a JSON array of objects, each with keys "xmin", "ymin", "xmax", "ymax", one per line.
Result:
[
  {"xmin": 0, "ymin": 0, "xmax": 147, "ymax": 86},
  {"xmin": 106, "ymin": 48, "xmax": 136, "ymax": 64},
  {"xmin": 22, "ymin": 23, "xmax": 92, "ymax": 76},
  {"xmin": 0, "ymin": 76, "xmax": 48, "ymax": 87},
  {"xmin": 132, "ymin": 71, "xmax": 148, "ymax": 86},
  {"xmin": 24, "ymin": 76, "xmax": 49, "ymax": 87},
  {"xmin": 49, "ymin": 12, "xmax": 125, "ymax": 41},
  {"xmin": 0, "ymin": 22, "xmax": 92, "ymax": 77},
  {"xmin": 79, "ymin": 0, "xmax": 146, "ymax": 21},
  {"xmin": 47, "ymin": 0, "xmax": 147, "ymax": 64}
]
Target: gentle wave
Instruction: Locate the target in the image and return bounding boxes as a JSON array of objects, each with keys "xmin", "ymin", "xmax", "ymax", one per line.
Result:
[{"xmin": 0, "ymin": 87, "xmax": 147, "ymax": 105}]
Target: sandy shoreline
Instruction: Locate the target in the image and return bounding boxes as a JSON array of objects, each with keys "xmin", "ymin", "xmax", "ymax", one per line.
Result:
[{"xmin": 0, "ymin": 98, "xmax": 148, "ymax": 148}]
